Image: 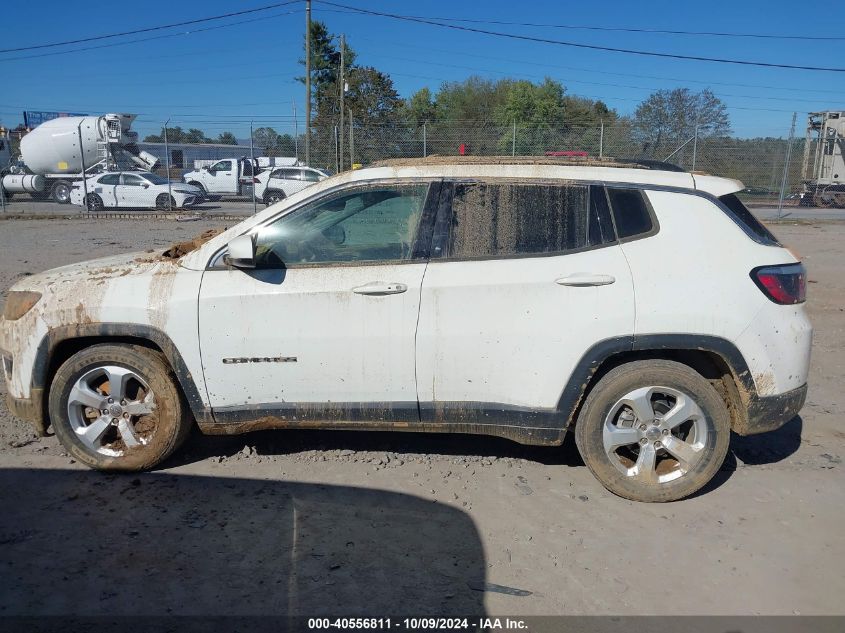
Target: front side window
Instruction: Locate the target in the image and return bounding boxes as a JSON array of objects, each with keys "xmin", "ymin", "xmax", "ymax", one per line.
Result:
[
  {"xmin": 254, "ymin": 184, "xmax": 429, "ymax": 267},
  {"xmin": 209, "ymin": 160, "xmax": 231, "ymax": 172},
  {"xmin": 447, "ymin": 182, "xmax": 590, "ymax": 258},
  {"xmin": 142, "ymin": 173, "xmax": 168, "ymax": 185},
  {"xmin": 122, "ymin": 174, "xmax": 144, "ymax": 186}
]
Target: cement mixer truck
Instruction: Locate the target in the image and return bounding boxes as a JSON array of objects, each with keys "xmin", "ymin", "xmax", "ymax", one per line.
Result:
[{"xmin": 0, "ymin": 113, "xmax": 159, "ymax": 204}]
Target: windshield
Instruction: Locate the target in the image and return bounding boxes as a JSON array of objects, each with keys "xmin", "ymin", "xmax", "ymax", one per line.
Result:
[
  {"xmin": 141, "ymin": 174, "xmax": 167, "ymax": 185},
  {"xmin": 142, "ymin": 173, "xmax": 168, "ymax": 185}
]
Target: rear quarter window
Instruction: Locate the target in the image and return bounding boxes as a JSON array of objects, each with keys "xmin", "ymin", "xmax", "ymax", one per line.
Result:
[
  {"xmin": 607, "ymin": 188, "xmax": 654, "ymax": 239},
  {"xmin": 718, "ymin": 193, "xmax": 781, "ymax": 246}
]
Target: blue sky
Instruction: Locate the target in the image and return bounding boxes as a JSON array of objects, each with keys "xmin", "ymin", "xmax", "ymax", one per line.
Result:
[{"xmin": 1, "ymin": 0, "xmax": 842, "ymax": 140}]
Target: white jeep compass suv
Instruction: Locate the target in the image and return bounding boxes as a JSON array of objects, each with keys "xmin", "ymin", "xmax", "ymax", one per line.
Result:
[{"xmin": 0, "ymin": 157, "xmax": 812, "ymax": 502}]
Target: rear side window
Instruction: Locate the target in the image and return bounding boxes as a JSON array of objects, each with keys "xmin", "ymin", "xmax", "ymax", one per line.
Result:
[
  {"xmin": 447, "ymin": 182, "xmax": 589, "ymax": 258},
  {"xmin": 607, "ymin": 188, "xmax": 653, "ymax": 239},
  {"xmin": 718, "ymin": 193, "xmax": 780, "ymax": 246}
]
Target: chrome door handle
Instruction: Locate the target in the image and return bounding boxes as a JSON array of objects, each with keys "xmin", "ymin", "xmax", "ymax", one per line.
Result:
[
  {"xmin": 555, "ymin": 273, "xmax": 616, "ymax": 287},
  {"xmin": 352, "ymin": 282, "xmax": 408, "ymax": 296}
]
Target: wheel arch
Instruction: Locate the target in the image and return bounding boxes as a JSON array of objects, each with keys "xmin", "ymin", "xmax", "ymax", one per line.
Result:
[
  {"xmin": 561, "ymin": 334, "xmax": 755, "ymax": 435},
  {"xmin": 31, "ymin": 323, "xmax": 211, "ymax": 432}
]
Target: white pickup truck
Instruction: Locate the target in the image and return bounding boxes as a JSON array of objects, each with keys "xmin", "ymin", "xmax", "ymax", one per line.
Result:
[{"xmin": 181, "ymin": 157, "xmax": 262, "ymax": 197}]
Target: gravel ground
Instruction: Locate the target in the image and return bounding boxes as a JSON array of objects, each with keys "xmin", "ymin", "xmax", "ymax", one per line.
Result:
[{"xmin": 0, "ymin": 216, "xmax": 843, "ymax": 617}]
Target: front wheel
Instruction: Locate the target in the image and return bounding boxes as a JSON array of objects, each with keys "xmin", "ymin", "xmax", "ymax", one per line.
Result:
[
  {"xmin": 48, "ymin": 344, "xmax": 192, "ymax": 471},
  {"xmin": 156, "ymin": 193, "xmax": 177, "ymax": 210},
  {"xmin": 575, "ymin": 360, "xmax": 730, "ymax": 502}
]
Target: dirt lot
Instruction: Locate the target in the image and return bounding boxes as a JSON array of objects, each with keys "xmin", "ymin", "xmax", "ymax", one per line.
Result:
[{"xmin": 0, "ymin": 217, "xmax": 843, "ymax": 617}]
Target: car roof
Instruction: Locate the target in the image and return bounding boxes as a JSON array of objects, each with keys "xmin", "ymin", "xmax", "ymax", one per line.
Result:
[{"xmin": 347, "ymin": 157, "xmax": 743, "ymax": 197}]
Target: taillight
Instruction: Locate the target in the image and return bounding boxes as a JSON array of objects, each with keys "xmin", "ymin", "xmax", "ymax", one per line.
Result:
[{"xmin": 751, "ymin": 263, "xmax": 806, "ymax": 304}]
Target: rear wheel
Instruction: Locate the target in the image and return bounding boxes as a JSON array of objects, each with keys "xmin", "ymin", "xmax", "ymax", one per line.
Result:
[
  {"xmin": 85, "ymin": 193, "xmax": 103, "ymax": 212},
  {"xmin": 263, "ymin": 189, "xmax": 285, "ymax": 206},
  {"xmin": 51, "ymin": 180, "xmax": 72, "ymax": 204},
  {"xmin": 575, "ymin": 360, "xmax": 730, "ymax": 502},
  {"xmin": 813, "ymin": 191, "xmax": 834, "ymax": 208},
  {"xmin": 156, "ymin": 193, "xmax": 176, "ymax": 210},
  {"xmin": 832, "ymin": 192, "xmax": 845, "ymax": 208},
  {"xmin": 48, "ymin": 344, "xmax": 192, "ymax": 471}
]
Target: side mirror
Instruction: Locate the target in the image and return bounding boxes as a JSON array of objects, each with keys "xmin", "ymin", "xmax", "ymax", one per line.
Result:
[
  {"xmin": 223, "ymin": 234, "xmax": 256, "ymax": 269},
  {"xmin": 202, "ymin": 166, "xmax": 209, "ymax": 171}
]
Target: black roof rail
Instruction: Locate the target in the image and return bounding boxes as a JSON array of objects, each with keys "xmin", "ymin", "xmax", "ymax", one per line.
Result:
[{"xmin": 614, "ymin": 158, "xmax": 687, "ymax": 172}]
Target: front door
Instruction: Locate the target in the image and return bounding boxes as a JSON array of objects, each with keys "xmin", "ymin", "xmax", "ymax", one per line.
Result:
[
  {"xmin": 119, "ymin": 173, "xmax": 153, "ymax": 208},
  {"xmin": 198, "ymin": 181, "xmax": 439, "ymax": 422},
  {"xmin": 416, "ymin": 181, "xmax": 636, "ymax": 425},
  {"xmin": 207, "ymin": 159, "xmax": 235, "ymax": 193}
]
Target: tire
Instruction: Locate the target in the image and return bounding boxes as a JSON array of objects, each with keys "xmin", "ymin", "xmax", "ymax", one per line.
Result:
[
  {"xmin": 263, "ymin": 189, "xmax": 285, "ymax": 206},
  {"xmin": 51, "ymin": 180, "xmax": 72, "ymax": 204},
  {"xmin": 574, "ymin": 360, "xmax": 730, "ymax": 502},
  {"xmin": 85, "ymin": 193, "xmax": 103, "ymax": 212},
  {"xmin": 833, "ymin": 192, "xmax": 845, "ymax": 208},
  {"xmin": 156, "ymin": 193, "xmax": 177, "ymax": 210},
  {"xmin": 813, "ymin": 192, "xmax": 833, "ymax": 208},
  {"xmin": 48, "ymin": 344, "xmax": 192, "ymax": 471}
]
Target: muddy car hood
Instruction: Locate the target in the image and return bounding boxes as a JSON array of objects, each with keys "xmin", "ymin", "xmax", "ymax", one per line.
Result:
[{"xmin": 9, "ymin": 251, "xmax": 179, "ymax": 293}]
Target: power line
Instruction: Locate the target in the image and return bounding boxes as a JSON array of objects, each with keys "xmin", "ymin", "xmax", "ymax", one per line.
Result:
[
  {"xmin": 0, "ymin": 0, "xmax": 302, "ymax": 53},
  {"xmin": 0, "ymin": 9, "xmax": 302, "ymax": 62},
  {"xmin": 320, "ymin": 8, "xmax": 844, "ymax": 41},
  {"xmin": 319, "ymin": 1, "xmax": 845, "ymax": 73},
  {"xmin": 371, "ymin": 39, "xmax": 845, "ymax": 97}
]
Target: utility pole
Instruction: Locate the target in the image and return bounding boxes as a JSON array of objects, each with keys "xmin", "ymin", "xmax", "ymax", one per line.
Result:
[
  {"xmin": 164, "ymin": 118, "xmax": 172, "ymax": 213},
  {"xmin": 250, "ymin": 120, "xmax": 257, "ymax": 215},
  {"xmin": 339, "ymin": 34, "xmax": 345, "ymax": 172},
  {"xmin": 348, "ymin": 107, "xmax": 354, "ymax": 167},
  {"xmin": 599, "ymin": 119, "xmax": 604, "ymax": 159},
  {"xmin": 292, "ymin": 101, "xmax": 299, "ymax": 162},
  {"xmin": 304, "ymin": 0, "xmax": 311, "ymax": 166}
]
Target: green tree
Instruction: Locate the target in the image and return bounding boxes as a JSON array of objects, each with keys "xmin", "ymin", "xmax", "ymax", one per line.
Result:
[
  {"xmin": 401, "ymin": 87, "xmax": 437, "ymax": 128},
  {"xmin": 253, "ymin": 127, "xmax": 298, "ymax": 156},
  {"xmin": 633, "ymin": 88, "xmax": 731, "ymax": 160},
  {"xmin": 217, "ymin": 132, "xmax": 238, "ymax": 145},
  {"xmin": 143, "ymin": 126, "xmax": 214, "ymax": 144}
]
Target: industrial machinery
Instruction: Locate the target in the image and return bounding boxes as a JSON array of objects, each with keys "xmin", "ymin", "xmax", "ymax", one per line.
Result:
[
  {"xmin": 0, "ymin": 114, "xmax": 159, "ymax": 203},
  {"xmin": 801, "ymin": 111, "xmax": 845, "ymax": 208}
]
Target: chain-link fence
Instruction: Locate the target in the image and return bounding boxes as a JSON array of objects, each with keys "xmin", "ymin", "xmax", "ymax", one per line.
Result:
[{"xmin": 0, "ymin": 114, "xmax": 819, "ymax": 215}]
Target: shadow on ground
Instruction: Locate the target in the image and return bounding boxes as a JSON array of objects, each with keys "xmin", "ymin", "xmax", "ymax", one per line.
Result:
[
  {"xmin": 0, "ymin": 469, "xmax": 486, "ymax": 617},
  {"xmin": 175, "ymin": 427, "xmax": 586, "ymax": 470}
]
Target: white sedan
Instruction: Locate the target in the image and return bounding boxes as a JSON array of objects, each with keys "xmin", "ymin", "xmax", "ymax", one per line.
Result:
[{"xmin": 69, "ymin": 172, "xmax": 204, "ymax": 210}]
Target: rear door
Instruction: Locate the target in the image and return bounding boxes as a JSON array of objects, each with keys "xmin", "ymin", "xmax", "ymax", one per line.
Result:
[
  {"xmin": 415, "ymin": 181, "xmax": 635, "ymax": 426},
  {"xmin": 93, "ymin": 173, "xmax": 119, "ymax": 207}
]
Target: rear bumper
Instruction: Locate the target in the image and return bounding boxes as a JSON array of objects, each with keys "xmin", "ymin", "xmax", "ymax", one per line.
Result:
[
  {"xmin": 739, "ymin": 383, "xmax": 807, "ymax": 436},
  {"xmin": 4, "ymin": 388, "xmax": 47, "ymax": 436}
]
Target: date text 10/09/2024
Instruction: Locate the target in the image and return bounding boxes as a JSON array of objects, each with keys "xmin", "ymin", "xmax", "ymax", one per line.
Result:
[{"xmin": 307, "ymin": 618, "xmax": 529, "ymax": 630}]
